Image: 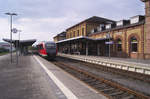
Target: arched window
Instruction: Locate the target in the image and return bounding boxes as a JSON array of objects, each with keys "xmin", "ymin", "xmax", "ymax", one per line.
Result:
[
  {"xmin": 131, "ymin": 37, "xmax": 138, "ymax": 52},
  {"xmin": 116, "ymin": 39, "xmax": 122, "ymax": 52}
]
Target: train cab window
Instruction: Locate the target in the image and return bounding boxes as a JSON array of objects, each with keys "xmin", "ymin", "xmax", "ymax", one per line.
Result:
[
  {"xmin": 46, "ymin": 43, "xmax": 56, "ymax": 48},
  {"xmin": 131, "ymin": 37, "xmax": 138, "ymax": 52},
  {"xmin": 116, "ymin": 39, "xmax": 122, "ymax": 52},
  {"xmin": 39, "ymin": 45, "xmax": 43, "ymax": 50}
]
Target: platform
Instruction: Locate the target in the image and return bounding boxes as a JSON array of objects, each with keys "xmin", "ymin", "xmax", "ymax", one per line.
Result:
[
  {"xmin": 0, "ymin": 54, "xmax": 107, "ymax": 99},
  {"xmin": 58, "ymin": 53, "xmax": 150, "ymax": 75}
]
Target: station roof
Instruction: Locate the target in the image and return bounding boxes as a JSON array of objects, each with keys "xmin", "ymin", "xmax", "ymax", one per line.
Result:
[
  {"xmin": 3, "ymin": 38, "xmax": 36, "ymax": 47},
  {"xmin": 141, "ymin": 0, "xmax": 148, "ymax": 2},
  {"xmin": 56, "ymin": 36, "xmax": 110, "ymax": 44},
  {"xmin": 89, "ymin": 19, "xmax": 145, "ymax": 36},
  {"xmin": 66, "ymin": 16, "xmax": 115, "ymax": 30}
]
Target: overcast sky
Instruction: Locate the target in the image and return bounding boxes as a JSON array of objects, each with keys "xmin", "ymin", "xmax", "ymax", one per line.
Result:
[{"xmin": 0, "ymin": 0, "xmax": 145, "ymax": 42}]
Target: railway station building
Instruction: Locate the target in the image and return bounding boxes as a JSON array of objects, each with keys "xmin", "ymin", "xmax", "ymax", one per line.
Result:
[
  {"xmin": 54, "ymin": 0, "xmax": 150, "ymax": 59},
  {"xmin": 53, "ymin": 31, "xmax": 66, "ymax": 43}
]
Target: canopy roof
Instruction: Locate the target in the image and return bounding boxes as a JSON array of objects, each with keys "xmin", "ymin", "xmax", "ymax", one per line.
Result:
[
  {"xmin": 3, "ymin": 38, "xmax": 36, "ymax": 47},
  {"xmin": 56, "ymin": 36, "xmax": 110, "ymax": 43}
]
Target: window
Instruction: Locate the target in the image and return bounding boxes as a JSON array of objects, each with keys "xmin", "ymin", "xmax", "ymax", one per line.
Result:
[
  {"xmin": 117, "ymin": 39, "xmax": 122, "ymax": 52},
  {"xmin": 70, "ymin": 33, "xmax": 72, "ymax": 38},
  {"xmin": 82, "ymin": 28, "xmax": 84, "ymax": 36},
  {"xmin": 46, "ymin": 43, "xmax": 56, "ymax": 48},
  {"xmin": 38, "ymin": 44, "xmax": 43, "ymax": 50},
  {"xmin": 77, "ymin": 30, "xmax": 79, "ymax": 36},
  {"xmin": 131, "ymin": 37, "xmax": 138, "ymax": 52},
  {"xmin": 73, "ymin": 31, "xmax": 75, "ymax": 37},
  {"xmin": 67, "ymin": 33, "xmax": 69, "ymax": 38}
]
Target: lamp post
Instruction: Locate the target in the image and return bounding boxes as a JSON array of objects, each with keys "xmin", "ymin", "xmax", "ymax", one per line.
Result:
[
  {"xmin": 5, "ymin": 12, "xmax": 17, "ymax": 63},
  {"xmin": 109, "ymin": 32, "xmax": 111, "ymax": 58},
  {"xmin": 107, "ymin": 22, "xmax": 113, "ymax": 59},
  {"xmin": 106, "ymin": 32, "xmax": 111, "ymax": 58},
  {"xmin": 18, "ymin": 30, "xmax": 22, "ymax": 56},
  {"xmin": 18, "ymin": 30, "xmax": 22, "ymax": 41}
]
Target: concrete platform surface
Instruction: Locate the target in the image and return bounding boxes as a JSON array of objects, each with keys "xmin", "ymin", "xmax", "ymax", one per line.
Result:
[{"xmin": 0, "ymin": 54, "xmax": 107, "ymax": 99}]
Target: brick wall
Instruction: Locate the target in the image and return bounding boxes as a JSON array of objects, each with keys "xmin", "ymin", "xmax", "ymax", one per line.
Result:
[{"xmin": 143, "ymin": 0, "xmax": 150, "ymax": 59}]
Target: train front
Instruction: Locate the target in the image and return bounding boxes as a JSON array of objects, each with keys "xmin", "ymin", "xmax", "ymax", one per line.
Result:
[{"xmin": 45, "ymin": 42, "xmax": 57, "ymax": 59}]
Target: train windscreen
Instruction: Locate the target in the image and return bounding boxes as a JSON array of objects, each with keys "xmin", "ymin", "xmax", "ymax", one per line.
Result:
[{"xmin": 45, "ymin": 43, "xmax": 56, "ymax": 48}]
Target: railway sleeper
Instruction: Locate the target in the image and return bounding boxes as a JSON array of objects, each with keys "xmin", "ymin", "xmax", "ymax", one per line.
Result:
[
  {"xmin": 94, "ymin": 84, "xmax": 108, "ymax": 89},
  {"xmin": 88, "ymin": 81, "xmax": 102, "ymax": 86},
  {"xmin": 65, "ymin": 69, "xmax": 76, "ymax": 73},
  {"xmin": 97, "ymin": 86, "xmax": 114, "ymax": 92},
  {"xmin": 111, "ymin": 92, "xmax": 131, "ymax": 99},
  {"xmin": 81, "ymin": 78, "xmax": 94, "ymax": 82},
  {"xmin": 121, "ymin": 95, "xmax": 135, "ymax": 99},
  {"xmin": 100, "ymin": 87, "xmax": 115, "ymax": 92},
  {"xmin": 75, "ymin": 74, "xmax": 86, "ymax": 78},
  {"xmin": 77, "ymin": 75, "xmax": 87, "ymax": 79},
  {"xmin": 73, "ymin": 73, "xmax": 83, "ymax": 77},
  {"xmin": 103, "ymin": 89, "xmax": 120, "ymax": 94},
  {"xmin": 115, "ymin": 93, "xmax": 135, "ymax": 99},
  {"xmin": 85, "ymin": 79, "xmax": 97, "ymax": 83},
  {"xmin": 108, "ymin": 91, "xmax": 125, "ymax": 97}
]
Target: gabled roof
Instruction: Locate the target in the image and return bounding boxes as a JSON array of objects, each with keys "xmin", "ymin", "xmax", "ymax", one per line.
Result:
[
  {"xmin": 66, "ymin": 16, "xmax": 115, "ymax": 30},
  {"xmin": 89, "ymin": 20, "xmax": 145, "ymax": 36},
  {"xmin": 53, "ymin": 31, "xmax": 66, "ymax": 38}
]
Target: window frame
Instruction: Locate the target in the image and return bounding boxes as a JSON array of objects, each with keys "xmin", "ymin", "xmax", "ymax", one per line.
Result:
[
  {"xmin": 116, "ymin": 39, "xmax": 122, "ymax": 52},
  {"xmin": 82, "ymin": 28, "xmax": 84, "ymax": 36},
  {"xmin": 130, "ymin": 37, "xmax": 138, "ymax": 52}
]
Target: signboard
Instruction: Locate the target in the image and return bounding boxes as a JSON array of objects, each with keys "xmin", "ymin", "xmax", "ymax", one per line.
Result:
[
  {"xmin": 105, "ymin": 41, "xmax": 114, "ymax": 45},
  {"xmin": 106, "ymin": 33, "xmax": 110, "ymax": 38},
  {"xmin": 115, "ymin": 32, "xmax": 122, "ymax": 35},
  {"xmin": 11, "ymin": 28, "xmax": 18, "ymax": 33}
]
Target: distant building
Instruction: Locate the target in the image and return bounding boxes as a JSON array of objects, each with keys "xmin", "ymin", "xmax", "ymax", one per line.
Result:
[
  {"xmin": 0, "ymin": 42, "xmax": 15, "ymax": 52},
  {"xmin": 53, "ymin": 31, "xmax": 66, "ymax": 43},
  {"xmin": 54, "ymin": 0, "xmax": 150, "ymax": 59},
  {"xmin": 66, "ymin": 16, "xmax": 114, "ymax": 39}
]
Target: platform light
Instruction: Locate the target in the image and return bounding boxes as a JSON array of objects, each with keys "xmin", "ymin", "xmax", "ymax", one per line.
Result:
[{"xmin": 5, "ymin": 12, "xmax": 17, "ymax": 63}]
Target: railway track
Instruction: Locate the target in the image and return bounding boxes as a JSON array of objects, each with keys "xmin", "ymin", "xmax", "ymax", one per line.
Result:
[
  {"xmin": 58, "ymin": 56, "xmax": 150, "ymax": 83},
  {"xmin": 52, "ymin": 61, "xmax": 150, "ymax": 99}
]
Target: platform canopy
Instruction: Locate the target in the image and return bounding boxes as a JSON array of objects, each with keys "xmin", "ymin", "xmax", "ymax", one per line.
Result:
[
  {"xmin": 56, "ymin": 36, "xmax": 110, "ymax": 44},
  {"xmin": 3, "ymin": 38, "xmax": 36, "ymax": 47}
]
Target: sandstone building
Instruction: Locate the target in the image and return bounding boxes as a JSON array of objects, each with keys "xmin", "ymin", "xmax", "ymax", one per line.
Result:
[{"xmin": 54, "ymin": 0, "xmax": 150, "ymax": 59}]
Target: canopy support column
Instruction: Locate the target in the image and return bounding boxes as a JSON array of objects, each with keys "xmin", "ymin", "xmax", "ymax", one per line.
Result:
[
  {"xmin": 86, "ymin": 41, "xmax": 88, "ymax": 56},
  {"xmin": 97, "ymin": 43, "xmax": 100, "ymax": 56}
]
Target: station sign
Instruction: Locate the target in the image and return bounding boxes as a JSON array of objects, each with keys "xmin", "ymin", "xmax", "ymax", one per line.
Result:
[
  {"xmin": 106, "ymin": 33, "xmax": 110, "ymax": 38},
  {"xmin": 11, "ymin": 28, "xmax": 18, "ymax": 33},
  {"xmin": 105, "ymin": 41, "xmax": 114, "ymax": 45}
]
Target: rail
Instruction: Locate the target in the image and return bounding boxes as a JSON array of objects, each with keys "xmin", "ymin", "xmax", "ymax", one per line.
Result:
[{"xmin": 52, "ymin": 61, "xmax": 150, "ymax": 99}]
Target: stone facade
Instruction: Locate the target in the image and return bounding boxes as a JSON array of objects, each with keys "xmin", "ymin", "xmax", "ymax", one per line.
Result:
[
  {"xmin": 54, "ymin": 1, "xmax": 150, "ymax": 59},
  {"xmin": 66, "ymin": 22, "xmax": 86, "ymax": 38},
  {"xmin": 88, "ymin": 24, "xmax": 145, "ymax": 59},
  {"xmin": 142, "ymin": 0, "xmax": 150, "ymax": 59}
]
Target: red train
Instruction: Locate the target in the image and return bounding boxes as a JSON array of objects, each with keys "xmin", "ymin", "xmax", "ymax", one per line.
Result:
[{"xmin": 36, "ymin": 41, "xmax": 57, "ymax": 59}]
